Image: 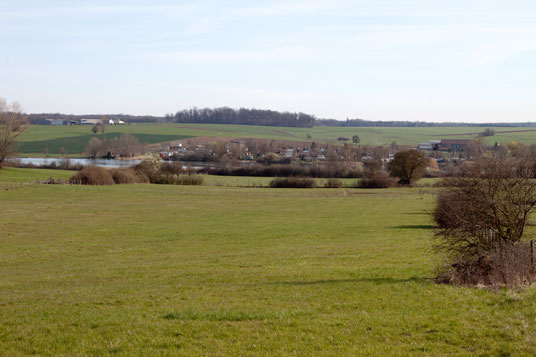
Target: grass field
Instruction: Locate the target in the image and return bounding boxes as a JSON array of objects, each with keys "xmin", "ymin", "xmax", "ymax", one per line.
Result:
[
  {"xmin": 18, "ymin": 125, "xmax": 192, "ymax": 156},
  {"xmin": 0, "ymin": 168, "xmax": 74, "ymax": 187},
  {"xmin": 0, "ymin": 168, "xmax": 358, "ymax": 188},
  {"xmin": 1, "ymin": 169, "xmax": 536, "ymax": 355},
  {"xmin": 18, "ymin": 124, "xmax": 536, "ymax": 156}
]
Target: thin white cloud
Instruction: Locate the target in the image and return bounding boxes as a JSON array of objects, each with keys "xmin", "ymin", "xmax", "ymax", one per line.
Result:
[
  {"xmin": 0, "ymin": 3, "xmax": 203, "ymax": 19},
  {"xmin": 234, "ymin": 0, "xmax": 345, "ymax": 17},
  {"xmin": 145, "ymin": 46, "xmax": 311, "ymax": 65}
]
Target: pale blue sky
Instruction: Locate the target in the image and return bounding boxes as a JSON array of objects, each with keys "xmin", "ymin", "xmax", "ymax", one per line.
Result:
[{"xmin": 1, "ymin": 0, "xmax": 535, "ymax": 122}]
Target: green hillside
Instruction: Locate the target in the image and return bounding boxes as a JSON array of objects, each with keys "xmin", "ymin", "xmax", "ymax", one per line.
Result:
[{"xmin": 16, "ymin": 123, "xmax": 536, "ymax": 155}]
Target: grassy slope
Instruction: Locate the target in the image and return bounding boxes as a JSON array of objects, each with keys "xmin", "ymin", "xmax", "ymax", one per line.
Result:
[
  {"xmin": 0, "ymin": 167, "xmax": 74, "ymax": 184},
  {"xmin": 1, "ymin": 180, "xmax": 535, "ymax": 355},
  {"xmin": 18, "ymin": 124, "xmax": 536, "ymax": 155},
  {"xmin": 18, "ymin": 124, "xmax": 192, "ymax": 155}
]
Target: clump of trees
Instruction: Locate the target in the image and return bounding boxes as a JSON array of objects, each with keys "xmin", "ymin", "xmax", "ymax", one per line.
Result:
[
  {"xmin": 172, "ymin": 107, "xmax": 316, "ymax": 128},
  {"xmin": 85, "ymin": 134, "xmax": 144, "ymax": 158},
  {"xmin": 433, "ymin": 157, "xmax": 536, "ymax": 287},
  {"xmin": 0, "ymin": 97, "xmax": 28, "ymax": 168}
]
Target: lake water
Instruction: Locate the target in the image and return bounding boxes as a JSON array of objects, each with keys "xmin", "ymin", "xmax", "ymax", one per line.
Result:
[
  {"xmin": 10, "ymin": 158, "xmax": 224, "ymax": 170},
  {"xmin": 12, "ymin": 158, "xmax": 141, "ymax": 168}
]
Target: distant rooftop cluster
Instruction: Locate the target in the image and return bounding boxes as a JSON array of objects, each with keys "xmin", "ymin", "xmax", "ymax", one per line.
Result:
[{"xmin": 418, "ymin": 139, "xmax": 473, "ymax": 151}]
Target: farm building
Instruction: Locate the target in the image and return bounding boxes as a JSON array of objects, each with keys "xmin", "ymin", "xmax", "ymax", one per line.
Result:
[
  {"xmin": 440, "ymin": 139, "xmax": 472, "ymax": 151},
  {"xmin": 45, "ymin": 119, "xmax": 77, "ymax": 125},
  {"xmin": 80, "ymin": 119, "xmax": 102, "ymax": 125},
  {"xmin": 418, "ymin": 139, "xmax": 471, "ymax": 151}
]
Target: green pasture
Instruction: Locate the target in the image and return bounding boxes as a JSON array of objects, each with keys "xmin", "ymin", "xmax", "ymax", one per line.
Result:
[
  {"xmin": 0, "ymin": 167, "xmax": 73, "ymax": 185},
  {"xmin": 1, "ymin": 171, "xmax": 536, "ymax": 355},
  {"xmin": 18, "ymin": 125, "xmax": 192, "ymax": 156},
  {"xmin": 17, "ymin": 124, "xmax": 536, "ymax": 156}
]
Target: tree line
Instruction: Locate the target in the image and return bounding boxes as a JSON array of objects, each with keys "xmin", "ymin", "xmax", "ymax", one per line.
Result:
[
  {"xmin": 316, "ymin": 118, "xmax": 536, "ymax": 127},
  {"xmin": 169, "ymin": 107, "xmax": 316, "ymax": 128},
  {"xmin": 25, "ymin": 108, "xmax": 536, "ymax": 128}
]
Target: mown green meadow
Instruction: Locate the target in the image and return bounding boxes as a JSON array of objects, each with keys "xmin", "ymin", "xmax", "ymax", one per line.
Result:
[
  {"xmin": 18, "ymin": 123, "xmax": 536, "ymax": 156},
  {"xmin": 1, "ymin": 170, "xmax": 536, "ymax": 355},
  {"xmin": 0, "ymin": 168, "xmax": 74, "ymax": 191}
]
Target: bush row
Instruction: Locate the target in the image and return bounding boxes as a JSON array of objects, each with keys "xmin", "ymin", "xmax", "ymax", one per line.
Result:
[
  {"xmin": 269, "ymin": 177, "xmax": 316, "ymax": 188},
  {"xmin": 356, "ymin": 172, "xmax": 398, "ymax": 188},
  {"xmin": 201, "ymin": 164, "xmax": 363, "ymax": 178},
  {"xmin": 71, "ymin": 162, "xmax": 204, "ymax": 186},
  {"xmin": 71, "ymin": 166, "xmax": 149, "ymax": 185}
]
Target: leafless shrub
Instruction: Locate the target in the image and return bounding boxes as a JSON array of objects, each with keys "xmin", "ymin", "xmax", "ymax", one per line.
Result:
[
  {"xmin": 202, "ymin": 163, "xmax": 362, "ymax": 178},
  {"xmin": 132, "ymin": 170, "xmax": 150, "ymax": 183},
  {"xmin": 436, "ymin": 242, "xmax": 535, "ymax": 287},
  {"xmin": 109, "ymin": 168, "xmax": 147, "ymax": 184},
  {"xmin": 159, "ymin": 162, "xmax": 183, "ymax": 175},
  {"xmin": 71, "ymin": 166, "xmax": 115, "ymax": 185},
  {"xmin": 433, "ymin": 157, "xmax": 536, "ymax": 287},
  {"xmin": 150, "ymin": 172, "xmax": 204, "ymax": 185},
  {"xmin": 133, "ymin": 158, "xmax": 161, "ymax": 179},
  {"xmin": 176, "ymin": 174, "xmax": 204, "ymax": 185},
  {"xmin": 356, "ymin": 172, "xmax": 397, "ymax": 188},
  {"xmin": 269, "ymin": 177, "xmax": 316, "ymax": 188},
  {"xmin": 324, "ymin": 178, "xmax": 342, "ymax": 188}
]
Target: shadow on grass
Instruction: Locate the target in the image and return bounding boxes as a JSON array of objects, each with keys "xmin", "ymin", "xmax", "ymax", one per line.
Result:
[
  {"xmin": 402, "ymin": 211, "xmax": 430, "ymax": 215},
  {"xmin": 391, "ymin": 225, "xmax": 436, "ymax": 229},
  {"xmin": 266, "ymin": 277, "xmax": 433, "ymax": 286}
]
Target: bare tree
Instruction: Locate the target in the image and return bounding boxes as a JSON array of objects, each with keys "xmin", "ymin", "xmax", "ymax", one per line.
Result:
[
  {"xmin": 0, "ymin": 98, "xmax": 28, "ymax": 168},
  {"xmin": 463, "ymin": 137, "xmax": 487, "ymax": 160},
  {"xmin": 115, "ymin": 133, "xmax": 143, "ymax": 157},
  {"xmin": 85, "ymin": 137, "xmax": 103, "ymax": 158},
  {"xmin": 97, "ymin": 122, "xmax": 106, "ymax": 134},
  {"xmin": 212, "ymin": 141, "xmax": 228, "ymax": 159}
]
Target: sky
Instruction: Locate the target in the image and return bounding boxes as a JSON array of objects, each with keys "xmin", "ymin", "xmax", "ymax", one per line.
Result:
[{"xmin": 1, "ymin": 0, "xmax": 536, "ymax": 122}]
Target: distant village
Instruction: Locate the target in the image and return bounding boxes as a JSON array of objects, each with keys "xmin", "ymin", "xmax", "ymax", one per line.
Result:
[
  {"xmin": 155, "ymin": 137, "xmax": 483, "ymax": 171},
  {"xmin": 35, "ymin": 117, "xmax": 489, "ymax": 170}
]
